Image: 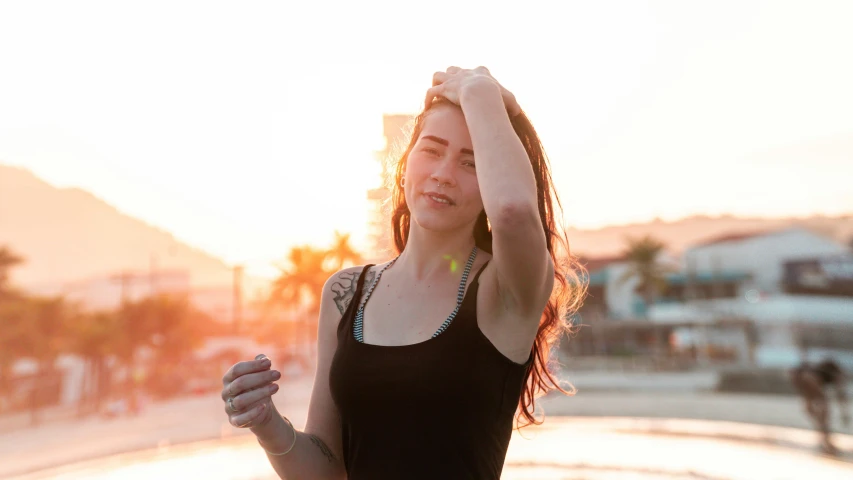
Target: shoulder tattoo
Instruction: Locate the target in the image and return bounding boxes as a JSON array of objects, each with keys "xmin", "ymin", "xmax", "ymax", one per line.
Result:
[{"xmin": 330, "ymin": 268, "xmax": 376, "ymax": 315}]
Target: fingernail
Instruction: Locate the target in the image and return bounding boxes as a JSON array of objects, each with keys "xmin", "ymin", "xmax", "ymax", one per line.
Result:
[
  {"xmin": 271, "ymin": 384, "xmax": 280, "ymax": 393},
  {"xmin": 255, "ymin": 354, "xmax": 267, "ymax": 360},
  {"xmin": 272, "ymin": 370, "xmax": 281, "ymax": 379},
  {"xmin": 262, "ymin": 359, "xmax": 271, "ymax": 367}
]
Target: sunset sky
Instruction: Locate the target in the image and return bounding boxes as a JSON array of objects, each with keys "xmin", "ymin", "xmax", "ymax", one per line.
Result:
[{"xmin": 1, "ymin": 1, "xmax": 852, "ymax": 277}]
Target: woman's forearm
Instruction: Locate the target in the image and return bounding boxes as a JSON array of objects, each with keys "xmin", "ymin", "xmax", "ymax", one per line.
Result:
[
  {"xmin": 459, "ymin": 80, "xmax": 538, "ymax": 220},
  {"xmin": 252, "ymin": 409, "xmax": 346, "ymax": 480}
]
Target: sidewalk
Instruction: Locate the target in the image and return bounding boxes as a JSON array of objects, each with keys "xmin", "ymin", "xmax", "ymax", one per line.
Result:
[
  {"xmin": 541, "ymin": 390, "xmax": 853, "ymax": 435},
  {"xmin": 2, "ymin": 373, "xmax": 851, "ymax": 478},
  {"xmin": 562, "ymin": 370, "xmax": 719, "ymax": 392},
  {"xmin": 0, "ymin": 374, "xmax": 314, "ymax": 479}
]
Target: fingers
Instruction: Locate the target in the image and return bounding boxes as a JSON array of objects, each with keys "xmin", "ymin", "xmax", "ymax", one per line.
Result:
[
  {"xmin": 229, "ymin": 382, "xmax": 280, "ymax": 413},
  {"xmin": 223, "ymin": 357, "xmax": 270, "ymax": 385},
  {"xmin": 224, "ymin": 368, "xmax": 281, "ymax": 400},
  {"xmin": 432, "ymin": 71, "xmax": 449, "ymax": 87},
  {"xmin": 446, "ymin": 66, "xmax": 461, "ymax": 74},
  {"xmin": 425, "ymin": 85, "xmax": 444, "ymax": 109},
  {"xmin": 230, "ymin": 402, "xmax": 266, "ymax": 428}
]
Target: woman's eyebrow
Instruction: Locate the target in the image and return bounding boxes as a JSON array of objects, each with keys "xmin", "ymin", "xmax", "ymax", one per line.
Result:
[{"xmin": 422, "ymin": 135, "xmax": 474, "ymax": 155}]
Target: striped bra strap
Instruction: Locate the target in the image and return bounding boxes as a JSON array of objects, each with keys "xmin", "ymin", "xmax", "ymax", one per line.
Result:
[{"xmin": 354, "ymin": 246, "xmax": 478, "ymax": 343}]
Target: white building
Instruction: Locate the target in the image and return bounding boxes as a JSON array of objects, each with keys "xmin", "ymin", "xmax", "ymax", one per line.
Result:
[
  {"xmin": 657, "ymin": 227, "xmax": 853, "ymax": 368},
  {"xmin": 28, "ymin": 269, "xmax": 191, "ymax": 310},
  {"xmin": 652, "ymin": 227, "xmax": 853, "ymax": 323},
  {"xmin": 366, "ymin": 114, "xmax": 413, "ymax": 262},
  {"xmin": 683, "ymin": 227, "xmax": 848, "ymax": 295}
]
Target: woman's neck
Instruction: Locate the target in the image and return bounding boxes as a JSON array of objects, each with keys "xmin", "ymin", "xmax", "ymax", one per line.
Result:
[{"xmin": 395, "ymin": 225, "xmax": 476, "ymax": 281}]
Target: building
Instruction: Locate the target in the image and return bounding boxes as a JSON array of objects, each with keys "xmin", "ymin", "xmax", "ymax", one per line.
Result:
[
  {"xmin": 28, "ymin": 269, "xmax": 191, "ymax": 310},
  {"xmin": 782, "ymin": 254, "xmax": 853, "ymax": 297},
  {"xmin": 571, "ymin": 227, "xmax": 853, "ymax": 368},
  {"xmin": 27, "ymin": 268, "xmax": 246, "ymax": 324},
  {"xmin": 653, "ymin": 227, "xmax": 852, "ymax": 322},
  {"xmin": 366, "ymin": 114, "xmax": 413, "ymax": 262},
  {"xmin": 683, "ymin": 227, "xmax": 847, "ymax": 295}
]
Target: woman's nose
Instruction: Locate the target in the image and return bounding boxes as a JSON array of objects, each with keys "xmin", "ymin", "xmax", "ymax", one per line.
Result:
[{"xmin": 430, "ymin": 164, "xmax": 455, "ymax": 187}]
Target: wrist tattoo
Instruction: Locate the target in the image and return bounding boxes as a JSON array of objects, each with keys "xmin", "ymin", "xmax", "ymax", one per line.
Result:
[{"xmin": 308, "ymin": 434, "xmax": 337, "ymax": 463}]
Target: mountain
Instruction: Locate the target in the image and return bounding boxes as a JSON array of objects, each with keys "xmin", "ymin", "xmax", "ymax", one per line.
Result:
[{"xmin": 0, "ymin": 164, "xmax": 235, "ymax": 289}]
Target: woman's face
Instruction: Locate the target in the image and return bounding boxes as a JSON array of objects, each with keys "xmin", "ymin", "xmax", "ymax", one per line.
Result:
[{"xmin": 403, "ymin": 105, "xmax": 484, "ymax": 233}]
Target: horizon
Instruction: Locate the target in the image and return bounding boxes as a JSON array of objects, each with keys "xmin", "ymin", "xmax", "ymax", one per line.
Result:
[{"xmin": 2, "ymin": 1, "xmax": 853, "ymax": 278}]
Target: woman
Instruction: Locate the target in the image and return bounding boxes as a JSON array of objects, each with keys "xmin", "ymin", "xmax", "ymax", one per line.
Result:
[{"xmin": 220, "ymin": 66, "xmax": 585, "ymax": 479}]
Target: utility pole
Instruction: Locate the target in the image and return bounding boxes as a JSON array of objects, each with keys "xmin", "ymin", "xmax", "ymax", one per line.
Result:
[
  {"xmin": 110, "ymin": 271, "xmax": 134, "ymax": 305},
  {"xmin": 149, "ymin": 252, "xmax": 158, "ymax": 296}
]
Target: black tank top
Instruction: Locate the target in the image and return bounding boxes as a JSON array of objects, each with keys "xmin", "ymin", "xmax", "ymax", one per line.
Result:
[{"xmin": 329, "ymin": 262, "xmax": 532, "ymax": 479}]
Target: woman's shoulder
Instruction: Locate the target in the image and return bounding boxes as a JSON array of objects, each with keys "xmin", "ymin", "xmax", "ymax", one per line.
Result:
[
  {"xmin": 321, "ymin": 262, "xmax": 385, "ymax": 316},
  {"xmin": 323, "ymin": 260, "xmax": 390, "ymax": 286}
]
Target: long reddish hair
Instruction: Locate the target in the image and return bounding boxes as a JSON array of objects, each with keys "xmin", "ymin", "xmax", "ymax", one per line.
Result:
[{"xmin": 386, "ymin": 98, "xmax": 587, "ymax": 428}]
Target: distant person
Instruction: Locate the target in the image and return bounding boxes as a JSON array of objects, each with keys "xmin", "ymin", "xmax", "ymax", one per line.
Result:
[
  {"xmin": 790, "ymin": 357, "xmax": 850, "ymax": 455},
  {"xmin": 219, "ymin": 66, "xmax": 585, "ymax": 479}
]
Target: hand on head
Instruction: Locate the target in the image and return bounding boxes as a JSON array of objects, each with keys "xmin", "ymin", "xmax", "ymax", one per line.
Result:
[{"xmin": 425, "ymin": 66, "xmax": 521, "ymax": 116}]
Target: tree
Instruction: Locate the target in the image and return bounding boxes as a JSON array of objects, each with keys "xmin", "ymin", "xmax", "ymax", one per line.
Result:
[
  {"xmin": 266, "ymin": 233, "xmax": 364, "ymax": 361},
  {"xmin": 617, "ymin": 235, "xmax": 671, "ymax": 317},
  {"xmin": 0, "ymin": 297, "xmax": 30, "ymax": 406},
  {"xmin": 269, "ymin": 245, "xmax": 331, "ymax": 316},
  {"xmin": 328, "ymin": 231, "xmax": 363, "ymax": 271},
  {"xmin": 17, "ymin": 296, "xmax": 73, "ymax": 424},
  {"xmin": 0, "ymin": 245, "xmax": 24, "ymax": 300},
  {"xmin": 68, "ymin": 310, "xmax": 120, "ymax": 416},
  {"xmin": 0, "ymin": 247, "xmax": 27, "ymax": 403},
  {"xmin": 143, "ymin": 294, "xmax": 215, "ymax": 398}
]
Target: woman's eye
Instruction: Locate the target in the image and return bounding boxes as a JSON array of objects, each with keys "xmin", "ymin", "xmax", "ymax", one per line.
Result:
[
  {"xmin": 423, "ymin": 147, "xmax": 440, "ymax": 156},
  {"xmin": 463, "ymin": 161, "xmax": 476, "ymax": 169}
]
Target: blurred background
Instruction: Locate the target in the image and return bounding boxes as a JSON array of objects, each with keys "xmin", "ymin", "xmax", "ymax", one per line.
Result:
[{"xmin": 1, "ymin": 0, "xmax": 852, "ymax": 478}]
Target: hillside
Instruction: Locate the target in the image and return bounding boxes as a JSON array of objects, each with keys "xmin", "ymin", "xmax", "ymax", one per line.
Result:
[
  {"xmin": 0, "ymin": 165, "xmax": 234, "ymax": 289},
  {"xmin": 567, "ymin": 214, "xmax": 853, "ymax": 258}
]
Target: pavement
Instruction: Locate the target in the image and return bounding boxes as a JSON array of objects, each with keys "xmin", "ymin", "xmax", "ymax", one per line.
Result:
[
  {"xmin": 0, "ymin": 374, "xmax": 314, "ymax": 479},
  {"xmin": 8, "ymin": 418, "xmax": 853, "ymax": 480},
  {"xmin": 2, "ymin": 371, "xmax": 852, "ymax": 479},
  {"xmin": 542, "ymin": 391, "xmax": 853, "ymax": 435}
]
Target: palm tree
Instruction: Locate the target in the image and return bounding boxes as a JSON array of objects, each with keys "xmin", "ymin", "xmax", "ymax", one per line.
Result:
[
  {"xmin": 269, "ymin": 246, "xmax": 331, "ymax": 316},
  {"xmin": 266, "ymin": 234, "xmax": 365, "ymax": 361},
  {"xmin": 617, "ymin": 235, "xmax": 670, "ymax": 317},
  {"xmin": 328, "ymin": 231, "xmax": 363, "ymax": 271},
  {"xmin": 267, "ymin": 245, "xmax": 334, "ymax": 361}
]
